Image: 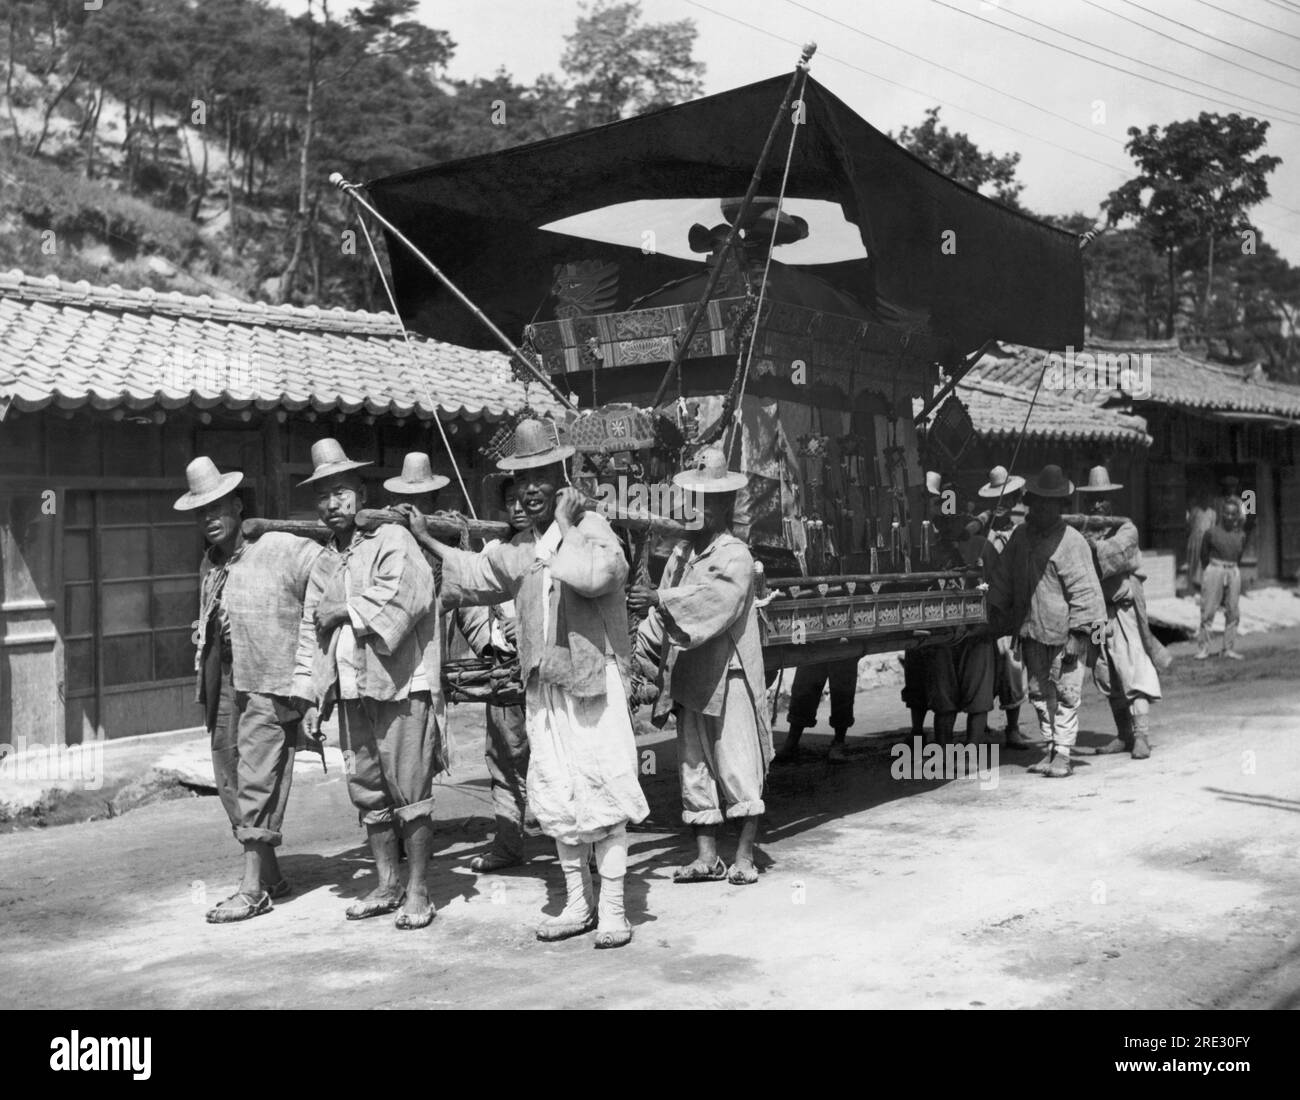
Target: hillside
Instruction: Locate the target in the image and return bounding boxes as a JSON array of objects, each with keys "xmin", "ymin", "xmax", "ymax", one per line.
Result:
[{"xmin": 0, "ymin": 0, "xmax": 710, "ymax": 312}]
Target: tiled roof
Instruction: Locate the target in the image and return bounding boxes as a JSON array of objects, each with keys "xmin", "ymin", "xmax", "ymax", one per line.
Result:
[
  {"xmin": 0, "ymin": 270, "xmax": 558, "ymax": 420},
  {"xmin": 974, "ymin": 339, "xmax": 1300, "ymax": 420},
  {"xmin": 931, "ymin": 374, "xmax": 1151, "ymax": 446}
]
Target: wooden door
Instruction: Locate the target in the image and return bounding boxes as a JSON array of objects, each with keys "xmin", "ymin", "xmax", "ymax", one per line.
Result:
[
  {"xmin": 1145, "ymin": 461, "xmax": 1186, "ymax": 563},
  {"xmin": 1280, "ymin": 463, "xmax": 1300, "ymax": 582},
  {"xmin": 64, "ymin": 489, "xmax": 203, "ymax": 740}
]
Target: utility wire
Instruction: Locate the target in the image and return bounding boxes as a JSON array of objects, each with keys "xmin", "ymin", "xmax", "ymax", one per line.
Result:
[
  {"xmin": 928, "ymin": 0, "xmax": 1300, "ymax": 228},
  {"xmin": 780, "ymin": 0, "xmax": 1131, "ymax": 150},
  {"xmin": 786, "ymin": 0, "xmax": 1300, "ymax": 222},
  {"xmin": 1089, "ymin": 0, "xmax": 1300, "ymax": 87},
  {"xmin": 1077, "ymin": 1, "xmax": 1300, "ymax": 220},
  {"xmin": 684, "ymin": 0, "xmax": 1129, "ymax": 177},
  {"xmin": 1113, "ymin": 0, "xmax": 1300, "ymax": 78},
  {"xmin": 684, "ymin": 0, "xmax": 1300, "ymax": 244},
  {"xmin": 935, "ymin": 0, "xmax": 1300, "ymax": 126},
  {"xmin": 1189, "ymin": 0, "xmax": 1300, "ymax": 43}
]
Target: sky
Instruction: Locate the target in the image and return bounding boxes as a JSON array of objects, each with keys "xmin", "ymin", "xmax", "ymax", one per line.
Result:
[{"xmin": 284, "ymin": 0, "xmax": 1300, "ymax": 261}]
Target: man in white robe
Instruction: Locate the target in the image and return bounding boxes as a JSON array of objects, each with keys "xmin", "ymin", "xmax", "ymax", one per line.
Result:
[{"xmin": 410, "ymin": 419, "xmax": 648, "ymax": 949}]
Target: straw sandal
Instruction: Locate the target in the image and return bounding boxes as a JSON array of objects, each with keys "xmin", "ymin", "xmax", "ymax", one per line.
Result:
[
  {"xmin": 205, "ymin": 890, "xmax": 271, "ymax": 924},
  {"xmin": 672, "ymin": 856, "xmax": 726, "ymax": 884}
]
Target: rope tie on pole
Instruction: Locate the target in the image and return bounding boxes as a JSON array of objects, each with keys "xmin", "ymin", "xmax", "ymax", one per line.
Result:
[
  {"xmin": 726, "ymin": 65, "xmax": 809, "ymax": 467},
  {"xmin": 354, "ymin": 212, "xmax": 478, "ymax": 519}
]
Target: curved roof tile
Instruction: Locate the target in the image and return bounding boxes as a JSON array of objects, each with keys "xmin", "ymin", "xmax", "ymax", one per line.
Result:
[
  {"xmin": 0, "ymin": 269, "xmax": 557, "ymax": 420},
  {"xmin": 941, "ymin": 374, "xmax": 1151, "ymax": 446},
  {"xmin": 974, "ymin": 341, "xmax": 1300, "ymax": 420}
]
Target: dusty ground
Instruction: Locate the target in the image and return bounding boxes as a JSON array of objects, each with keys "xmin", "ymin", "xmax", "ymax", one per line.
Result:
[{"xmin": 1, "ymin": 630, "xmax": 1297, "ymax": 1010}]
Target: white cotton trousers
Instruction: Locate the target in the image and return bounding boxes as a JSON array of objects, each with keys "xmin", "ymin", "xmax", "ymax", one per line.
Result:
[{"xmin": 525, "ymin": 661, "xmax": 650, "ymax": 847}]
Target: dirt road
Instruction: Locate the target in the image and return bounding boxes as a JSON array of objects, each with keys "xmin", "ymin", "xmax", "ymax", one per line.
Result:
[{"xmin": 2, "ymin": 632, "xmax": 1298, "ymax": 1010}]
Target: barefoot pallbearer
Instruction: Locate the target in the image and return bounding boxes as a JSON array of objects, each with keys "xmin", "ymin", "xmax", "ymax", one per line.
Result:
[{"xmin": 291, "ymin": 439, "xmax": 449, "ymax": 931}]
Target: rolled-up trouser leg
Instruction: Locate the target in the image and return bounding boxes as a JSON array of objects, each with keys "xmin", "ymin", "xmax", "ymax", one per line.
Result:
[
  {"xmin": 485, "ymin": 702, "xmax": 529, "ymax": 858},
  {"xmin": 677, "ymin": 709, "xmax": 724, "ymax": 826},
  {"xmin": 339, "ymin": 693, "xmax": 437, "ymax": 826},
  {"xmin": 229, "ymin": 692, "xmax": 297, "ymax": 845},
  {"xmin": 678, "ymin": 674, "xmax": 767, "ymax": 823}
]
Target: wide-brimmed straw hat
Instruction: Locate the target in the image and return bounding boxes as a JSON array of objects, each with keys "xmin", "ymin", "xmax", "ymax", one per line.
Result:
[
  {"xmin": 297, "ymin": 439, "xmax": 373, "ymax": 487},
  {"xmin": 173, "ymin": 457, "xmax": 243, "ymax": 511},
  {"xmin": 383, "ymin": 452, "xmax": 450, "ymax": 495},
  {"xmin": 673, "ymin": 447, "xmax": 748, "ymax": 493},
  {"xmin": 1076, "ymin": 465, "xmax": 1123, "ymax": 493},
  {"xmin": 1023, "ymin": 464, "xmax": 1074, "ymax": 498},
  {"xmin": 496, "ymin": 418, "xmax": 575, "ymax": 472},
  {"xmin": 978, "ymin": 464, "xmax": 1026, "ymax": 499}
]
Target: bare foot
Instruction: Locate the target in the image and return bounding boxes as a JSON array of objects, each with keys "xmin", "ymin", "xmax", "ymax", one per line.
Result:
[
  {"xmin": 345, "ymin": 883, "xmax": 406, "ymax": 920},
  {"xmin": 402, "ymin": 885, "xmax": 431, "ymax": 919}
]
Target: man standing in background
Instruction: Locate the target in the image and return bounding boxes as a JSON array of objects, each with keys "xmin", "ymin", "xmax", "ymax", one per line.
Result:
[
  {"xmin": 1076, "ymin": 466, "xmax": 1163, "ymax": 759},
  {"xmin": 986, "ymin": 465, "xmax": 1106, "ymax": 778},
  {"xmin": 1197, "ymin": 496, "xmax": 1249, "ymax": 661},
  {"xmin": 975, "ymin": 465, "xmax": 1033, "ymax": 749}
]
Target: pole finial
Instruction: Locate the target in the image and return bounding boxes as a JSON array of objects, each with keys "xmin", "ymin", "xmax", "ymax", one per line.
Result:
[
  {"xmin": 799, "ymin": 42, "xmax": 817, "ymax": 68},
  {"xmin": 329, "ymin": 172, "xmax": 350, "ymax": 191}
]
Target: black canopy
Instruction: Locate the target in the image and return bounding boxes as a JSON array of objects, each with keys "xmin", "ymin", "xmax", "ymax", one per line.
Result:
[{"xmin": 366, "ymin": 73, "xmax": 1083, "ymax": 358}]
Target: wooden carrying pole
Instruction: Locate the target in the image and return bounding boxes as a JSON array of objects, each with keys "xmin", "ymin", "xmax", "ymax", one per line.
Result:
[
  {"xmin": 242, "ymin": 511, "xmax": 510, "ymax": 543},
  {"xmin": 242, "ymin": 502, "xmax": 695, "ymax": 544}
]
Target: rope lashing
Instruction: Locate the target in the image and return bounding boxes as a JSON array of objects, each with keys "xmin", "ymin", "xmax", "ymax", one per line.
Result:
[
  {"xmin": 726, "ymin": 65, "xmax": 810, "ymax": 465},
  {"xmin": 649, "ymin": 42, "xmax": 817, "ymax": 410},
  {"xmin": 353, "ymin": 211, "xmax": 479, "ymax": 520},
  {"xmin": 330, "ymin": 172, "xmax": 576, "ymax": 416},
  {"xmin": 992, "ymin": 352, "xmax": 1052, "ymax": 517}
]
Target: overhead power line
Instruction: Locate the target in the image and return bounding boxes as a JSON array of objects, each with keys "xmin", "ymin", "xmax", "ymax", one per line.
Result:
[
  {"xmin": 1087, "ymin": 0, "xmax": 1300, "ymax": 89},
  {"xmin": 937, "ymin": 0, "xmax": 1300, "ymax": 126},
  {"xmin": 1113, "ymin": 0, "xmax": 1300, "ymax": 79},
  {"xmin": 683, "ymin": 0, "xmax": 1131, "ymax": 177},
  {"xmin": 781, "ymin": 0, "xmax": 1130, "ymax": 150},
  {"xmin": 682, "ymin": 0, "xmax": 1300, "ymax": 243},
  {"xmin": 1257, "ymin": 0, "xmax": 1300, "ymax": 22},
  {"xmin": 1189, "ymin": 0, "xmax": 1300, "ymax": 44},
  {"xmin": 790, "ymin": 0, "xmax": 1300, "ymax": 226}
]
